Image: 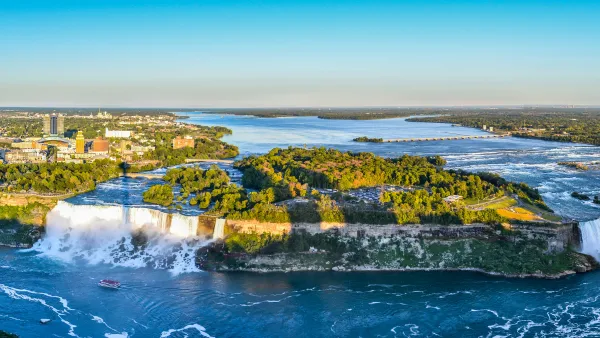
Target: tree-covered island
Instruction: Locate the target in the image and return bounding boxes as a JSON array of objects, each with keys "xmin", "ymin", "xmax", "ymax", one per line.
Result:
[{"xmin": 137, "ymin": 147, "xmax": 595, "ymax": 277}]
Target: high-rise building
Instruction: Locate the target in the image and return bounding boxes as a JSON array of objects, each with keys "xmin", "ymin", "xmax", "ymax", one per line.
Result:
[
  {"xmin": 76, "ymin": 131, "xmax": 85, "ymax": 154},
  {"xmin": 43, "ymin": 113, "xmax": 65, "ymax": 136}
]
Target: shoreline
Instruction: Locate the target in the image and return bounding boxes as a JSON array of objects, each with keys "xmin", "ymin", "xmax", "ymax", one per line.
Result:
[{"xmin": 214, "ymin": 265, "xmax": 590, "ymax": 280}]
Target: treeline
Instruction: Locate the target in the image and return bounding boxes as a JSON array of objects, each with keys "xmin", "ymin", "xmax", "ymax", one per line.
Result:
[
  {"xmin": 228, "ymin": 147, "xmax": 550, "ymax": 225},
  {"xmin": 0, "ymin": 160, "xmax": 121, "ymax": 193},
  {"xmin": 235, "ymin": 147, "xmax": 532, "ymax": 199},
  {"xmin": 0, "ymin": 118, "xmax": 43, "ymax": 138},
  {"xmin": 200, "ymin": 108, "xmax": 435, "ymax": 120},
  {"xmin": 143, "ymin": 137, "xmax": 238, "ymax": 167},
  {"xmin": 408, "ymin": 110, "xmax": 600, "ymax": 146}
]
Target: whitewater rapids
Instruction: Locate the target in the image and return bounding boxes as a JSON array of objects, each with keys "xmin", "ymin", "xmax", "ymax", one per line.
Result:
[{"xmin": 30, "ymin": 201, "xmax": 214, "ymax": 274}]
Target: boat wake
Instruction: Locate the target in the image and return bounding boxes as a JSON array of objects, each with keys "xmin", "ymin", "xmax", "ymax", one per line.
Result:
[{"xmin": 30, "ymin": 201, "xmax": 214, "ymax": 274}]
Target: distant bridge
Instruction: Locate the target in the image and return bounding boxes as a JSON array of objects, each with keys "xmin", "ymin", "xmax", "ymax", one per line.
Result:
[
  {"xmin": 122, "ymin": 173, "xmax": 163, "ymax": 179},
  {"xmin": 384, "ymin": 134, "xmax": 510, "ymax": 143},
  {"xmin": 184, "ymin": 158, "xmax": 234, "ymax": 164}
]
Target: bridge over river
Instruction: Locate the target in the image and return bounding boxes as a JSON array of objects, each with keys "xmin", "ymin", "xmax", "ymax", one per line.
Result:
[
  {"xmin": 384, "ymin": 134, "xmax": 510, "ymax": 143},
  {"xmin": 121, "ymin": 159, "xmax": 236, "ymax": 179}
]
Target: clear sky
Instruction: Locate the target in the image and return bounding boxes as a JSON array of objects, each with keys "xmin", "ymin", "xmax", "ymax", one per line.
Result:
[{"xmin": 1, "ymin": 0, "xmax": 599, "ymax": 107}]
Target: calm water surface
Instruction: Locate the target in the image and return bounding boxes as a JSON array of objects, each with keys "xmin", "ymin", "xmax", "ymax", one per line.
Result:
[{"xmin": 2, "ymin": 113, "xmax": 600, "ymax": 337}]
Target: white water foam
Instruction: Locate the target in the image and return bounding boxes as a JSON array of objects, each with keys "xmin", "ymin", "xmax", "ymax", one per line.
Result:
[
  {"xmin": 31, "ymin": 201, "xmax": 212, "ymax": 274},
  {"xmin": 160, "ymin": 324, "xmax": 214, "ymax": 338},
  {"xmin": 0, "ymin": 284, "xmax": 79, "ymax": 337},
  {"xmin": 579, "ymin": 218, "xmax": 600, "ymax": 261}
]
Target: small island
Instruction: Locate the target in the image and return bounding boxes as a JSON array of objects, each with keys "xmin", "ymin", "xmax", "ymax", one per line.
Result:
[
  {"xmin": 571, "ymin": 192, "xmax": 591, "ymax": 201},
  {"xmin": 187, "ymin": 147, "xmax": 595, "ymax": 278},
  {"xmin": 559, "ymin": 162, "xmax": 589, "ymax": 171},
  {"xmin": 352, "ymin": 136, "xmax": 384, "ymax": 143}
]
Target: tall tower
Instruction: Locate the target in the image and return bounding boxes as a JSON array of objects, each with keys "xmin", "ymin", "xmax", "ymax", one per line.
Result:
[
  {"xmin": 43, "ymin": 115, "xmax": 51, "ymax": 135},
  {"xmin": 76, "ymin": 131, "xmax": 85, "ymax": 154},
  {"xmin": 43, "ymin": 113, "xmax": 64, "ymax": 136},
  {"xmin": 57, "ymin": 115, "xmax": 65, "ymax": 136}
]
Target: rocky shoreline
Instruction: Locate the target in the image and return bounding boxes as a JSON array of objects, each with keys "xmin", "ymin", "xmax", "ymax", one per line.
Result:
[{"xmin": 208, "ymin": 252, "xmax": 597, "ymax": 279}]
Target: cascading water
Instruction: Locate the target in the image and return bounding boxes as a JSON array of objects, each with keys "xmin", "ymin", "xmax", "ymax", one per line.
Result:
[
  {"xmin": 127, "ymin": 207, "xmax": 170, "ymax": 232},
  {"xmin": 31, "ymin": 201, "xmax": 211, "ymax": 274},
  {"xmin": 170, "ymin": 214, "xmax": 199, "ymax": 237},
  {"xmin": 213, "ymin": 219, "xmax": 226, "ymax": 240},
  {"xmin": 578, "ymin": 218, "xmax": 600, "ymax": 261}
]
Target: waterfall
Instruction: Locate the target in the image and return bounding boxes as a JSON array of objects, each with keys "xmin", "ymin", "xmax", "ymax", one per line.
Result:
[
  {"xmin": 170, "ymin": 214, "xmax": 199, "ymax": 237},
  {"xmin": 579, "ymin": 218, "xmax": 600, "ymax": 261},
  {"xmin": 213, "ymin": 219, "xmax": 226, "ymax": 240},
  {"xmin": 127, "ymin": 207, "xmax": 170, "ymax": 232},
  {"xmin": 31, "ymin": 201, "xmax": 210, "ymax": 274}
]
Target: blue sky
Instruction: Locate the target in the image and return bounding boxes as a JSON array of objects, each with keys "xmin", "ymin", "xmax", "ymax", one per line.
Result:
[{"xmin": 1, "ymin": 0, "xmax": 599, "ymax": 107}]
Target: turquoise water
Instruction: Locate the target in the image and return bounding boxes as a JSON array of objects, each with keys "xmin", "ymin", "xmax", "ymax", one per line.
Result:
[
  {"xmin": 2, "ymin": 113, "xmax": 600, "ymax": 337},
  {"xmin": 3, "ymin": 249, "xmax": 600, "ymax": 337}
]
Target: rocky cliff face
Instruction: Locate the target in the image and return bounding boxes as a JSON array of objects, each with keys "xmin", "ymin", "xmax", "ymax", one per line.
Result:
[
  {"xmin": 226, "ymin": 220, "xmax": 579, "ymax": 253},
  {"xmin": 206, "ymin": 220, "xmax": 595, "ymax": 278},
  {"xmin": 0, "ymin": 225, "xmax": 43, "ymax": 248}
]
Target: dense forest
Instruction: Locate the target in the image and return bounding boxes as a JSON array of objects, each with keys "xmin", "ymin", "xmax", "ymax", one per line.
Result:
[
  {"xmin": 217, "ymin": 147, "xmax": 550, "ymax": 225},
  {"xmin": 142, "ymin": 184, "xmax": 174, "ymax": 206},
  {"xmin": 0, "ymin": 160, "xmax": 122, "ymax": 194},
  {"xmin": 408, "ymin": 110, "xmax": 600, "ymax": 146},
  {"xmin": 141, "ymin": 137, "xmax": 238, "ymax": 168}
]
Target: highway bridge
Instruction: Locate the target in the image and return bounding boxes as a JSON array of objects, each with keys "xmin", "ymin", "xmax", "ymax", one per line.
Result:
[
  {"xmin": 384, "ymin": 134, "xmax": 510, "ymax": 143},
  {"xmin": 121, "ymin": 159, "xmax": 235, "ymax": 179}
]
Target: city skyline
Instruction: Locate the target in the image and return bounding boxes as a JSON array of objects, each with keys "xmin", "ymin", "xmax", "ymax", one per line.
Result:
[{"xmin": 1, "ymin": 0, "xmax": 599, "ymax": 107}]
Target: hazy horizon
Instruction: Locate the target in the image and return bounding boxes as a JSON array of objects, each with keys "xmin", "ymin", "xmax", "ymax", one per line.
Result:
[{"xmin": 2, "ymin": 0, "xmax": 599, "ymax": 107}]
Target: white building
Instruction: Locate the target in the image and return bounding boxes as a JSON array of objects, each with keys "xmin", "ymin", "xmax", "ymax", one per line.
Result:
[{"xmin": 105, "ymin": 128, "xmax": 132, "ymax": 138}]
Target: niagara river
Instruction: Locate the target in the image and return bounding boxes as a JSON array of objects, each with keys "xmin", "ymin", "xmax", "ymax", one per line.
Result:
[{"xmin": 2, "ymin": 113, "xmax": 600, "ymax": 337}]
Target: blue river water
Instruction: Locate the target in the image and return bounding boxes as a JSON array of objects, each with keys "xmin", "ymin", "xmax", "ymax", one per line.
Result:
[{"xmin": 2, "ymin": 113, "xmax": 600, "ymax": 337}]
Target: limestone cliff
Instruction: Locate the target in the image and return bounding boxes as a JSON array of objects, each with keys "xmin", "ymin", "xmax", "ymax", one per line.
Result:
[{"xmin": 199, "ymin": 220, "xmax": 596, "ymax": 278}]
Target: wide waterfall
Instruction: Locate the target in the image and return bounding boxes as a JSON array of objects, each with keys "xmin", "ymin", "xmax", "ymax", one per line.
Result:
[
  {"xmin": 31, "ymin": 201, "xmax": 217, "ymax": 274},
  {"xmin": 579, "ymin": 218, "xmax": 600, "ymax": 261}
]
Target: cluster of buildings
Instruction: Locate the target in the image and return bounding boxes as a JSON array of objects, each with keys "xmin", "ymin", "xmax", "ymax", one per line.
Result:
[
  {"xmin": 0, "ymin": 114, "xmax": 112, "ymax": 164},
  {"xmin": 482, "ymin": 125, "xmax": 495, "ymax": 132},
  {"xmin": 0, "ymin": 113, "xmax": 199, "ymax": 165}
]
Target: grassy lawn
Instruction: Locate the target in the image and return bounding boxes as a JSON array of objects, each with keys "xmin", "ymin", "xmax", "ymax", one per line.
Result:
[
  {"xmin": 483, "ymin": 197, "xmax": 517, "ymax": 210},
  {"xmin": 497, "ymin": 207, "xmax": 539, "ymax": 221},
  {"xmin": 521, "ymin": 203, "xmax": 563, "ymax": 222}
]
